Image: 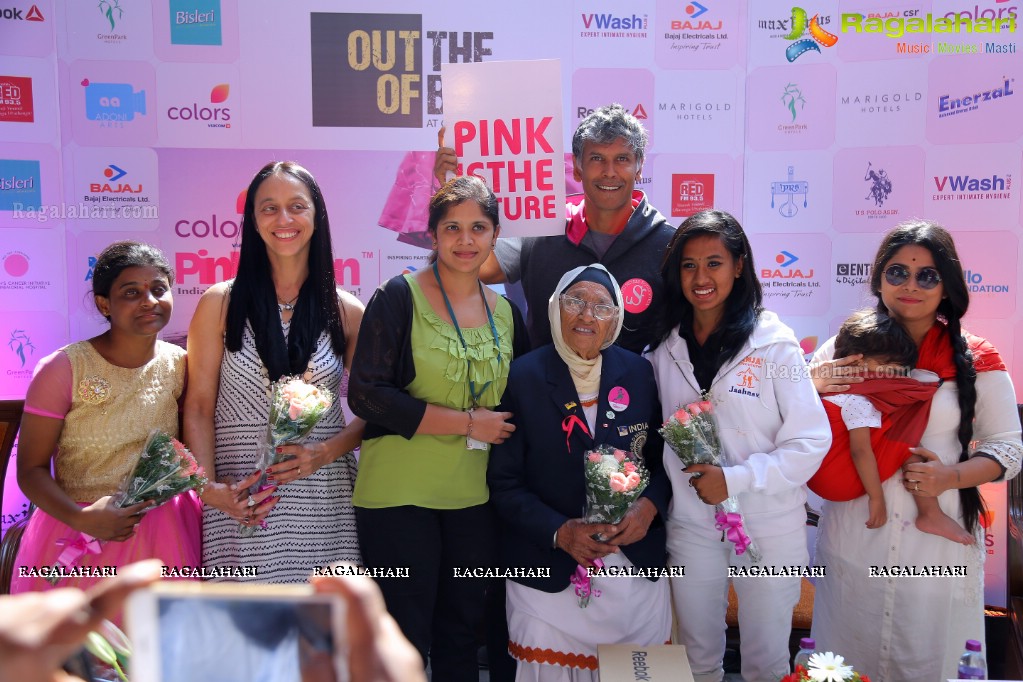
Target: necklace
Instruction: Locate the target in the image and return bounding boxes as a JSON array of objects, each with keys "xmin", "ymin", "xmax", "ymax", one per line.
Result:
[{"xmin": 277, "ymin": 294, "xmax": 298, "ymax": 312}]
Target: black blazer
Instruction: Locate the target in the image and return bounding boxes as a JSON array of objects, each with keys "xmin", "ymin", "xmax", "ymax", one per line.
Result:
[{"xmin": 487, "ymin": 344, "xmax": 670, "ymax": 592}]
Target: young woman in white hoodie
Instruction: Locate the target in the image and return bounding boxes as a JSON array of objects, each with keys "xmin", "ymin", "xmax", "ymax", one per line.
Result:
[{"xmin": 646, "ymin": 210, "xmax": 831, "ymax": 682}]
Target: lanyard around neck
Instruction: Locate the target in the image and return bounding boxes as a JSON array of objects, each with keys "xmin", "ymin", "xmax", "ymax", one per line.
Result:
[{"xmin": 432, "ymin": 262, "xmax": 502, "ymax": 407}]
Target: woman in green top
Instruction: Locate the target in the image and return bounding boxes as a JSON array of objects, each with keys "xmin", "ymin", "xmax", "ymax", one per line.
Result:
[{"xmin": 349, "ymin": 175, "xmax": 528, "ymax": 681}]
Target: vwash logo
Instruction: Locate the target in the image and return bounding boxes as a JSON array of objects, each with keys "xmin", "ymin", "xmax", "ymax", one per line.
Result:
[
  {"xmin": 167, "ymin": 84, "xmax": 232, "ymax": 128},
  {"xmin": 579, "ymin": 11, "xmax": 649, "ymax": 38},
  {"xmin": 932, "ymin": 172, "xmax": 1012, "ymax": 201},
  {"xmin": 783, "ymin": 6, "xmax": 838, "ymax": 62}
]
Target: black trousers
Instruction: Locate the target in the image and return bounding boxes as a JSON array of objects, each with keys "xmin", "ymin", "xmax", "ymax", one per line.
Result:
[{"xmin": 356, "ymin": 504, "xmax": 496, "ymax": 682}]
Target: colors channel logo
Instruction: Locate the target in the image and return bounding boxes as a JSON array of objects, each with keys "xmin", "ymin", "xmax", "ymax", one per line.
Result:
[
  {"xmin": 82, "ymin": 80, "xmax": 147, "ymax": 122},
  {"xmin": 783, "ymin": 7, "xmax": 838, "ymax": 62},
  {"xmin": 167, "ymin": 83, "xmax": 231, "ymax": 128}
]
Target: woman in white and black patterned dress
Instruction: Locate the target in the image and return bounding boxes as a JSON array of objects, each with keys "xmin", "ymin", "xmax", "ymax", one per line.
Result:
[{"xmin": 185, "ymin": 161, "xmax": 365, "ymax": 582}]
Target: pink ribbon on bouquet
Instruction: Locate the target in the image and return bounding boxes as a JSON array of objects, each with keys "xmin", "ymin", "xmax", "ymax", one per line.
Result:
[
  {"xmin": 55, "ymin": 533, "xmax": 102, "ymax": 569},
  {"xmin": 570, "ymin": 558, "xmax": 603, "ymax": 608},
  {"xmin": 714, "ymin": 510, "xmax": 752, "ymax": 556}
]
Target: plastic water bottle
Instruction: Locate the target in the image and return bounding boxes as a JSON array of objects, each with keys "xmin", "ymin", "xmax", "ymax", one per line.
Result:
[
  {"xmin": 957, "ymin": 639, "xmax": 987, "ymax": 679},
  {"xmin": 793, "ymin": 637, "xmax": 815, "ymax": 670}
]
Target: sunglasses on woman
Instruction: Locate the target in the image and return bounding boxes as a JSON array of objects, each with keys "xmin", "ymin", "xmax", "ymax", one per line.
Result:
[
  {"xmin": 559, "ymin": 294, "xmax": 619, "ymax": 320},
  {"xmin": 883, "ymin": 264, "xmax": 943, "ymax": 290}
]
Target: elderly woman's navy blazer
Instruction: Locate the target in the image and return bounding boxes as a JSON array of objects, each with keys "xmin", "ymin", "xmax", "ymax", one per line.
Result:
[{"xmin": 487, "ymin": 343, "xmax": 671, "ymax": 593}]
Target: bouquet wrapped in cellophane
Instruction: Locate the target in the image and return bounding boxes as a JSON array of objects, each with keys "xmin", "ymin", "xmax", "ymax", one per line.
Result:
[
  {"xmin": 659, "ymin": 395, "xmax": 762, "ymax": 563},
  {"xmin": 569, "ymin": 445, "xmax": 650, "ymax": 608},
  {"xmin": 240, "ymin": 375, "xmax": 333, "ymax": 536},
  {"xmin": 48, "ymin": 430, "xmax": 207, "ymax": 585}
]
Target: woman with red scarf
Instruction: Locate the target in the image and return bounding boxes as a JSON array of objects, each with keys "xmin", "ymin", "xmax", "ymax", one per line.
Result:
[{"xmin": 810, "ymin": 221, "xmax": 1022, "ymax": 682}]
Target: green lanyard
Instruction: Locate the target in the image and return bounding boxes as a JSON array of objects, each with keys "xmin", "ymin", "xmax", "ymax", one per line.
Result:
[{"xmin": 432, "ymin": 262, "xmax": 502, "ymax": 408}]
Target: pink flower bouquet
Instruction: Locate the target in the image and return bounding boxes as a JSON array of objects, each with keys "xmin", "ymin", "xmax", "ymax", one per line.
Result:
[
  {"xmin": 240, "ymin": 375, "xmax": 334, "ymax": 536},
  {"xmin": 49, "ymin": 430, "xmax": 207, "ymax": 585},
  {"xmin": 659, "ymin": 395, "xmax": 762, "ymax": 562},
  {"xmin": 570, "ymin": 445, "xmax": 650, "ymax": 607}
]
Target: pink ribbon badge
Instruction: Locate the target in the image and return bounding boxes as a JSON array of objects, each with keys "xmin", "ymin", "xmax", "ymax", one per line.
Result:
[
  {"xmin": 55, "ymin": 533, "xmax": 103, "ymax": 571},
  {"xmin": 561, "ymin": 414, "xmax": 591, "ymax": 451},
  {"xmin": 714, "ymin": 510, "xmax": 752, "ymax": 556},
  {"xmin": 569, "ymin": 558, "xmax": 604, "ymax": 608}
]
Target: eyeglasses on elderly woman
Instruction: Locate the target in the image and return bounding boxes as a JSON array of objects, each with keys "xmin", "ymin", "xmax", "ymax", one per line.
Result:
[{"xmin": 559, "ymin": 294, "xmax": 619, "ymax": 321}]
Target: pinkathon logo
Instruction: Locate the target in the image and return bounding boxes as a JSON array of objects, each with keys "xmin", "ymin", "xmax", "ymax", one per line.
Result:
[{"xmin": 3, "ymin": 251, "xmax": 29, "ymax": 277}]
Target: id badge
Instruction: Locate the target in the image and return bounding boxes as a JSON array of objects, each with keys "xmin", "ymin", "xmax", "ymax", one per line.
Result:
[{"xmin": 466, "ymin": 436, "xmax": 489, "ymax": 451}]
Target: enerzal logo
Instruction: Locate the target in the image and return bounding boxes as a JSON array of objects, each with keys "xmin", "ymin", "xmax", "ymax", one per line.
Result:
[
  {"xmin": 784, "ymin": 7, "xmax": 838, "ymax": 62},
  {"xmin": 0, "ymin": 4, "xmax": 44, "ymax": 20},
  {"xmin": 82, "ymin": 80, "xmax": 146, "ymax": 125},
  {"xmin": 167, "ymin": 84, "xmax": 231, "ymax": 128},
  {"xmin": 770, "ymin": 165, "xmax": 809, "ymax": 217},
  {"xmin": 937, "ymin": 78, "xmax": 1014, "ymax": 119}
]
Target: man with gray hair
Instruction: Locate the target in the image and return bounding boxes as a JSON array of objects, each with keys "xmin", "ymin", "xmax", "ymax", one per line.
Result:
[{"xmin": 435, "ymin": 103, "xmax": 675, "ymax": 353}]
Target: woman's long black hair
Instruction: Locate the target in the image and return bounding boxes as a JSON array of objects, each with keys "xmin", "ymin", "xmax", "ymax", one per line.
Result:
[
  {"xmin": 650, "ymin": 209, "xmax": 763, "ymax": 362},
  {"xmin": 225, "ymin": 161, "xmax": 347, "ymax": 381},
  {"xmin": 869, "ymin": 220, "xmax": 983, "ymax": 534}
]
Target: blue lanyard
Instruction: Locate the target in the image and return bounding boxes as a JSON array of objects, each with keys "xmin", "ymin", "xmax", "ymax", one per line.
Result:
[{"xmin": 432, "ymin": 262, "xmax": 502, "ymax": 408}]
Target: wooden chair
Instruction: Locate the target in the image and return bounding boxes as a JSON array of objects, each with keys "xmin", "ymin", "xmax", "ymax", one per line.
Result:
[{"xmin": 0, "ymin": 400, "xmax": 25, "ymax": 594}]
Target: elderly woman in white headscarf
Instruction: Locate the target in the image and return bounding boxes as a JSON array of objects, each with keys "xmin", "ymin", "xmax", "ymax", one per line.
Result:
[{"xmin": 488, "ymin": 264, "xmax": 672, "ymax": 681}]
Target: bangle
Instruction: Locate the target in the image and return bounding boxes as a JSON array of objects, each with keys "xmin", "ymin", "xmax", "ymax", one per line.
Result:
[{"xmin": 466, "ymin": 409, "xmax": 475, "ymax": 438}]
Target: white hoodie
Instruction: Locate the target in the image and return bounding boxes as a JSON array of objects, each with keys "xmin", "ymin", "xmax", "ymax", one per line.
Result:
[{"xmin": 647, "ymin": 311, "xmax": 831, "ymax": 539}]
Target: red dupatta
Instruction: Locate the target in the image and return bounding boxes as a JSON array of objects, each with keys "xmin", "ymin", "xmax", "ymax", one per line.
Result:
[{"xmin": 808, "ymin": 321, "xmax": 1005, "ymax": 502}]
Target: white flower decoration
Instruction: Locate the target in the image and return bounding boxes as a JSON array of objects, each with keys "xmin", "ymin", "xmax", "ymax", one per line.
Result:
[{"xmin": 807, "ymin": 652, "xmax": 854, "ymax": 682}]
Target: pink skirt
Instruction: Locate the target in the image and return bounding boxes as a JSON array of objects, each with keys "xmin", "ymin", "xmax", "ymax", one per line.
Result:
[{"xmin": 10, "ymin": 492, "xmax": 203, "ymax": 594}]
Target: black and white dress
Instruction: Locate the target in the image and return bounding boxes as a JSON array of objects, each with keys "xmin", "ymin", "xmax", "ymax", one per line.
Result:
[{"xmin": 201, "ymin": 319, "xmax": 361, "ymax": 582}]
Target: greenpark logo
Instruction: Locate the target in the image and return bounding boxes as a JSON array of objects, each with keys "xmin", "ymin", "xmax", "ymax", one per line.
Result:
[{"xmin": 841, "ymin": 13, "xmax": 1016, "ymax": 39}]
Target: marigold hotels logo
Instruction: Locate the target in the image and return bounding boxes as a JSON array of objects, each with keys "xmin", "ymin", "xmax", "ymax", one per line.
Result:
[
  {"xmin": 0, "ymin": 75, "xmax": 33, "ymax": 123},
  {"xmin": 166, "ymin": 84, "xmax": 232, "ymax": 128},
  {"xmin": 82, "ymin": 80, "xmax": 147, "ymax": 127},
  {"xmin": 0, "ymin": 4, "xmax": 43, "ymax": 21},
  {"xmin": 937, "ymin": 78, "xmax": 1014, "ymax": 119},
  {"xmin": 0, "ymin": 158, "xmax": 41, "ymax": 210},
  {"xmin": 671, "ymin": 173, "xmax": 714, "ymax": 217},
  {"xmin": 579, "ymin": 10, "xmax": 648, "ymax": 38},
  {"xmin": 783, "ymin": 7, "xmax": 838, "ymax": 62},
  {"xmin": 770, "ymin": 165, "xmax": 808, "ymax": 217},
  {"xmin": 170, "ymin": 0, "xmax": 222, "ymax": 45}
]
